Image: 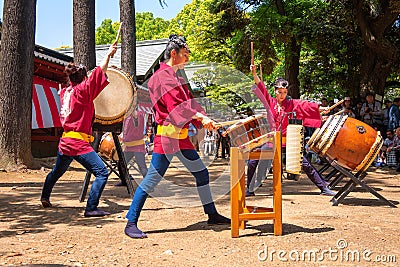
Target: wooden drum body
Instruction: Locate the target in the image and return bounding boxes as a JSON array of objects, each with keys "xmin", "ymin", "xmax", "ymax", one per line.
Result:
[
  {"xmin": 307, "ymin": 115, "xmax": 383, "ymax": 173},
  {"xmin": 223, "ymin": 113, "xmax": 273, "ymax": 152},
  {"xmin": 93, "ymin": 66, "xmax": 136, "ymax": 125},
  {"xmin": 98, "ymin": 133, "xmax": 121, "ymax": 161}
]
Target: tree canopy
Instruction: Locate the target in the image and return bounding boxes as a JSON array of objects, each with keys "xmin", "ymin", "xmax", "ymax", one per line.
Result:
[
  {"xmin": 95, "ymin": 12, "xmax": 170, "ymax": 44},
  {"xmin": 153, "ymin": 0, "xmax": 399, "ymax": 102},
  {"xmin": 93, "ymin": 0, "xmax": 400, "ymax": 111}
]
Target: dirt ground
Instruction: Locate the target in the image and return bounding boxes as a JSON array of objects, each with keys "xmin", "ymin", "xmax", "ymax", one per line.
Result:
[{"xmin": 0, "ymin": 155, "xmax": 399, "ymax": 267}]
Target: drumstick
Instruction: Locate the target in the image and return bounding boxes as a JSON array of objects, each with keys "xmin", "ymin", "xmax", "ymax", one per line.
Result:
[
  {"xmin": 333, "ymin": 109, "xmax": 345, "ymax": 116},
  {"xmin": 114, "ymin": 22, "xmax": 123, "ymax": 45},
  {"xmin": 251, "ymin": 42, "xmax": 254, "ymax": 65},
  {"xmin": 216, "ymin": 119, "xmax": 243, "ymax": 128},
  {"xmin": 321, "ymin": 99, "xmax": 344, "ymax": 115},
  {"xmin": 111, "ymin": 22, "xmax": 122, "ymax": 58}
]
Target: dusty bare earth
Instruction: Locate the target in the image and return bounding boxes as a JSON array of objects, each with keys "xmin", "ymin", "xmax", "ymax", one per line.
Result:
[{"xmin": 0, "ymin": 155, "xmax": 399, "ymax": 267}]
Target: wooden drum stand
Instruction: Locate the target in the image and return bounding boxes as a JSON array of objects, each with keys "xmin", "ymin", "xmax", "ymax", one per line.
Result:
[{"xmin": 230, "ymin": 131, "xmax": 282, "ymax": 237}]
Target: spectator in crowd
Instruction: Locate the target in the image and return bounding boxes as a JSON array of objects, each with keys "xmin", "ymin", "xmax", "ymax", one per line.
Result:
[
  {"xmin": 378, "ymin": 130, "xmax": 396, "ymax": 168},
  {"xmin": 382, "ymin": 99, "xmax": 392, "ymax": 137},
  {"xmin": 320, "ymin": 98, "xmax": 329, "ymax": 108},
  {"xmin": 203, "ymin": 130, "xmax": 215, "ymax": 156},
  {"xmin": 214, "ymin": 127, "xmax": 230, "ymax": 159},
  {"xmin": 388, "ymin": 98, "xmax": 400, "ymax": 131},
  {"xmin": 341, "ymin": 96, "xmax": 355, "ymax": 118},
  {"xmin": 386, "ymin": 127, "xmax": 400, "ymax": 172},
  {"xmin": 354, "ymin": 101, "xmax": 363, "ymax": 121},
  {"xmin": 360, "ymin": 92, "xmax": 384, "ymax": 132}
]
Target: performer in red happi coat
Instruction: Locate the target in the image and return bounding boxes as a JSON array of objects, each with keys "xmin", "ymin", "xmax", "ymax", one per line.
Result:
[
  {"xmin": 41, "ymin": 43, "xmax": 118, "ymax": 217},
  {"xmin": 124, "ymin": 35, "xmax": 230, "ymax": 239},
  {"xmin": 248, "ymin": 64, "xmax": 335, "ymax": 196}
]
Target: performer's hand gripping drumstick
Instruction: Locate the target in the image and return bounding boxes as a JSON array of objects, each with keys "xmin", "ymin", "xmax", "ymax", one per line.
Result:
[
  {"xmin": 319, "ymin": 99, "xmax": 344, "ymax": 115},
  {"xmin": 193, "ymin": 112, "xmax": 219, "ymax": 130},
  {"xmin": 100, "ymin": 43, "xmax": 118, "ymax": 72}
]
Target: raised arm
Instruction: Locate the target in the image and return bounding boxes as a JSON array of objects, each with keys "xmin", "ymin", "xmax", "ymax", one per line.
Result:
[
  {"xmin": 250, "ymin": 64, "xmax": 261, "ymax": 85},
  {"xmin": 100, "ymin": 43, "xmax": 118, "ymax": 73}
]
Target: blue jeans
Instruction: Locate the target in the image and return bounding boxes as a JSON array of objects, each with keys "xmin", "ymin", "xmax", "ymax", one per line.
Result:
[
  {"xmin": 124, "ymin": 151, "xmax": 148, "ymax": 177},
  {"xmin": 126, "ymin": 150, "xmax": 218, "ymax": 223},
  {"xmin": 41, "ymin": 151, "xmax": 109, "ymax": 211}
]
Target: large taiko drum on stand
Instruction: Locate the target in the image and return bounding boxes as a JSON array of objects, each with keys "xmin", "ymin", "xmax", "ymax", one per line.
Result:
[
  {"xmin": 307, "ymin": 115, "xmax": 383, "ymax": 173},
  {"xmin": 222, "ymin": 113, "xmax": 274, "ymax": 152},
  {"xmin": 93, "ymin": 66, "xmax": 136, "ymax": 125}
]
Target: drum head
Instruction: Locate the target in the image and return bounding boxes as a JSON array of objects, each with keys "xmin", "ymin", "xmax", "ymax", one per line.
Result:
[{"xmin": 94, "ymin": 66, "xmax": 136, "ymax": 124}]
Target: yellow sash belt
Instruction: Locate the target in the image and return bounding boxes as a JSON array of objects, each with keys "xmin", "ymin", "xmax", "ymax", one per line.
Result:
[
  {"xmin": 157, "ymin": 124, "xmax": 188, "ymax": 139},
  {"xmin": 62, "ymin": 131, "xmax": 94, "ymax": 142},
  {"xmin": 123, "ymin": 139, "xmax": 145, "ymax": 147}
]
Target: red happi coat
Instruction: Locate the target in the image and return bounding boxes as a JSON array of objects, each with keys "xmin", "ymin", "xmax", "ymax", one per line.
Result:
[
  {"xmin": 122, "ymin": 111, "xmax": 146, "ymax": 153},
  {"xmin": 59, "ymin": 67, "xmax": 109, "ymax": 156},
  {"xmin": 148, "ymin": 62, "xmax": 204, "ymax": 154},
  {"xmin": 252, "ymin": 82, "xmax": 322, "ymax": 137}
]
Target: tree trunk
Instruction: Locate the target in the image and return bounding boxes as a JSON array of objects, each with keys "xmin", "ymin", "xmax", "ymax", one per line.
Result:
[
  {"xmin": 353, "ymin": 0, "xmax": 399, "ymax": 98},
  {"xmin": 120, "ymin": 0, "xmax": 137, "ymax": 81},
  {"xmin": 0, "ymin": 0, "xmax": 36, "ymax": 170},
  {"xmin": 285, "ymin": 38, "xmax": 301, "ymax": 99},
  {"xmin": 359, "ymin": 46, "xmax": 392, "ymax": 98},
  {"xmin": 73, "ymin": 0, "xmax": 96, "ymax": 70}
]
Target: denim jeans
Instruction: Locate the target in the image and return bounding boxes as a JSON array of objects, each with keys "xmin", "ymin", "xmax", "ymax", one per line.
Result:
[
  {"xmin": 126, "ymin": 149, "xmax": 218, "ymax": 223},
  {"xmin": 41, "ymin": 151, "xmax": 109, "ymax": 211},
  {"xmin": 124, "ymin": 151, "xmax": 148, "ymax": 177}
]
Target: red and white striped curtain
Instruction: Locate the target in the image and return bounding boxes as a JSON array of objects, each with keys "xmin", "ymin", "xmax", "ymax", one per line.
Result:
[{"xmin": 32, "ymin": 76, "xmax": 62, "ymax": 129}]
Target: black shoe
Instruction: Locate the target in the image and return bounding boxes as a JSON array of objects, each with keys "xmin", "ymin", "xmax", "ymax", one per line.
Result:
[
  {"xmin": 114, "ymin": 181, "xmax": 127, "ymax": 187},
  {"xmin": 286, "ymin": 173, "xmax": 299, "ymax": 181},
  {"xmin": 246, "ymin": 190, "xmax": 255, "ymax": 197},
  {"xmin": 41, "ymin": 198, "xmax": 52, "ymax": 208},
  {"xmin": 207, "ymin": 213, "xmax": 231, "ymax": 225},
  {"xmin": 396, "ymin": 167, "xmax": 400, "ymax": 172}
]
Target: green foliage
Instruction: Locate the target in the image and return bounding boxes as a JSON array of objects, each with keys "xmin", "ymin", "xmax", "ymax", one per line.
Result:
[
  {"xmin": 168, "ymin": 0, "xmax": 233, "ymax": 64},
  {"xmin": 95, "ymin": 19, "xmax": 120, "ymax": 44},
  {"xmin": 135, "ymin": 12, "xmax": 170, "ymax": 40},
  {"xmin": 95, "ymin": 13, "xmax": 170, "ymax": 45},
  {"xmin": 214, "ymin": 0, "xmax": 400, "ymax": 100},
  {"xmin": 191, "ymin": 63, "xmax": 264, "ymax": 116},
  {"xmin": 92, "ymin": 0, "xmax": 400, "ymax": 102}
]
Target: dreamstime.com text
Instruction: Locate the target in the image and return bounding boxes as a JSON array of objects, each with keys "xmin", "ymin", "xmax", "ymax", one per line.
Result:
[{"xmin": 258, "ymin": 239, "xmax": 396, "ymax": 264}]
